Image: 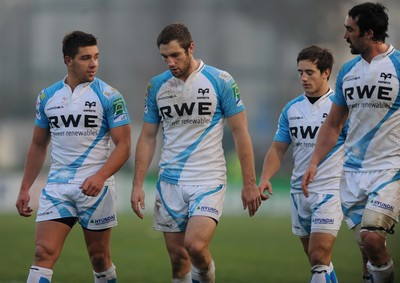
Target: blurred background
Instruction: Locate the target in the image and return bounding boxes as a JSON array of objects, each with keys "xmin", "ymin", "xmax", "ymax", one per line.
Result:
[{"xmin": 1, "ymin": 0, "xmax": 399, "ymax": 213}]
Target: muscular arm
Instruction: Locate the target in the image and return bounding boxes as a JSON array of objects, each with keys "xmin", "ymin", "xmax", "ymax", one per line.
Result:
[
  {"xmin": 227, "ymin": 111, "xmax": 261, "ymax": 217},
  {"xmin": 258, "ymin": 141, "xmax": 290, "ymax": 200},
  {"xmin": 81, "ymin": 124, "xmax": 131, "ymax": 196},
  {"xmin": 302, "ymin": 103, "xmax": 348, "ymax": 196},
  {"xmin": 16, "ymin": 126, "xmax": 51, "ymax": 217},
  {"xmin": 131, "ymin": 122, "xmax": 159, "ymax": 219}
]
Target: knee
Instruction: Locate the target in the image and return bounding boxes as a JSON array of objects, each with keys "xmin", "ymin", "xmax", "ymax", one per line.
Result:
[
  {"xmin": 361, "ymin": 231, "xmax": 385, "ymax": 254},
  {"xmin": 34, "ymin": 243, "xmax": 59, "ymax": 264},
  {"xmin": 308, "ymin": 248, "xmax": 329, "ymax": 266},
  {"xmin": 167, "ymin": 246, "xmax": 190, "ymax": 275},
  {"xmin": 89, "ymin": 251, "xmax": 110, "ymax": 271},
  {"xmin": 184, "ymin": 238, "xmax": 207, "ymax": 259}
]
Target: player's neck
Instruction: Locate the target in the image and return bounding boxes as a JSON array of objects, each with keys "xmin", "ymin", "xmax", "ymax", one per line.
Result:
[{"xmin": 362, "ymin": 42, "xmax": 389, "ymax": 63}]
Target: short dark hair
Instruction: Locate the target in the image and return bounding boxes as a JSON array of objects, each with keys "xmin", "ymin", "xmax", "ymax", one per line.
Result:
[
  {"xmin": 156, "ymin": 23, "xmax": 193, "ymax": 51},
  {"xmin": 297, "ymin": 45, "xmax": 334, "ymax": 79},
  {"xmin": 62, "ymin": 31, "xmax": 97, "ymax": 59},
  {"xmin": 348, "ymin": 2, "xmax": 389, "ymax": 42}
]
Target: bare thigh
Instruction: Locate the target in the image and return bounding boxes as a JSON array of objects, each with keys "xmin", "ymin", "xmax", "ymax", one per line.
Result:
[{"xmin": 33, "ymin": 220, "xmax": 73, "ymax": 268}]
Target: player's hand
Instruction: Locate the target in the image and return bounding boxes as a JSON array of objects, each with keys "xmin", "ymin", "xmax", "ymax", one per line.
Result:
[
  {"xmin": 131, "ymin": 186, "xmax": 145, "ymax": 219},
  {"xmin": 257, "ymin": 179, "xmax": 273, "ymax": 201},
  {"xmin": 16, "ymin": 190, "xmax": 33, "ymax": 217},
  {"xmin": 301, "ymin": 163, "xmax": 317, "ymax": 198},
  {"xmin": 80, "ymin": 174, "xmax": 106, "ymax": 197},
  {"xmin": 241, "ymin": 184, "xmax": 262, "ymax": 217}
]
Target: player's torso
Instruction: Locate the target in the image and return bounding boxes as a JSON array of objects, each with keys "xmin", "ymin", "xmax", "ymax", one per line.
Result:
[
  {"xmin": 341, "ymin": 49, "xmax": 400, "ymax": 170},
  {"xmin": 40, "ymin": 80, "xmax": 113, "ymax": 184},
  {"xmin": 156, "ymin": 74, "xmax": 218, "ymax": 137},
  {"xmin": 286, "ymin": 94, "xmax": 331, "ymax": 150},
  {"xmin": 44, "ymin": 83, "xmax": 106, "ymax": 150},
  {"xmin": 283, "ymin": 92, "xmax": 343, "ymax": 193},
  {"xmin": 146, "ymin": 62, "xmax": 244, "ymax": 185}
]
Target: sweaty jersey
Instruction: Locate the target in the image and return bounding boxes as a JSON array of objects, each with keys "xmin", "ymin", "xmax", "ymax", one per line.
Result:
[
  {"xmin": 144, "ymin": 60, "xmax": 244, "ymax": 185},
  {"xmin": 274, "ymin": 89, "xmax": 347, "ymax": 194},
  {"xmin": 332, "ymin": 45, "xmax": 400, "ymax": 172},
  {"xmin": 35, "ymin": 77, "xmax": 130, "ymax": 185}
]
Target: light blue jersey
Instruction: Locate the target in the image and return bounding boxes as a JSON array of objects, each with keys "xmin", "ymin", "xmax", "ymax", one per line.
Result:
[
  {"xmin": 35, "ymin": 77, "xmax": 130, "ymax": 185},
  {"xmin": 144, "ymin": 60, "xmax": 244, "ymax": 185},
  {"xmin": 332, "ymin": 45, "xmax": 400, "ymax": 172},
  {"xmin": 274, "ymin": 89, "xmax": 347, "ymax": 194}
]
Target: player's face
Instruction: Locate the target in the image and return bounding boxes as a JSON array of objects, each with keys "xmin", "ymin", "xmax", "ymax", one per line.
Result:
[
  {"xmin": 159, "ymin": 40, "xmax": 194, "ymax": 81},
  {"xmin": 343, "ymin": 16, "xmax": 369, "ymax": 55},
  {"xmin": 297, "ymin": 60, "xmax": 329, "ymax": 97},
  {"xmin": 65, "ymin": 45, "xmax": 99, "ymax": 86}
]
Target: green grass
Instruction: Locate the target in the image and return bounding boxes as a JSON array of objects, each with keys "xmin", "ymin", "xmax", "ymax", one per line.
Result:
[{"xmin": 0, "ymin": 213, "xmax": 399, "ymax": 283}]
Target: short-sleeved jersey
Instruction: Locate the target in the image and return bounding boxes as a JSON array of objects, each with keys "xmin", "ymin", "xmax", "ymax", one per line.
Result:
[
  {"xmin": 274, "ymin": 89, "xmax": 347, "ymax": 194},
  {"xmin": 331, "ymin": 45, "xmax": 400, "ymax": 172},
  {"xmin": 35, "ymin": 77, "xmax": 130, "ymax": 185},
  {"xmin": 144, "ymin": 60, "xmax": 244, "ymax": 185}
]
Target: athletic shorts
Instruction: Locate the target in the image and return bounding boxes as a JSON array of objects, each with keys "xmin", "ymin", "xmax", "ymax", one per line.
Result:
[
  {"xmin": 290, "ymin": 192, "xmax": 343, "ymax": 237},
  {"xmin": 36, "ymin": 183, "xmax": 117, "ymax": 230},
  {"xmin": 341, "ymin": 170, "xmax": 400, "ymax": 229},
  {"xmin": 153, "ymin": 181, "xmax": 226, "ymax": 232}
]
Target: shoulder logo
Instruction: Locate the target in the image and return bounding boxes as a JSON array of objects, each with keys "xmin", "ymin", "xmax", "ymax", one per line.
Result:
[
  {"xmin": 231, "ymin": 82, "xmax": 242, "ymax": 105},
  {"xmin": 219, "ymin": 71, "xmax": 232, "ymax": 82}
]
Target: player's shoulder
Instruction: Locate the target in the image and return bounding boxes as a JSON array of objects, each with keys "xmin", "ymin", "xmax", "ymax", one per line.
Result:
[
  {"xmin": 285, "ymin": 94, "xmax": 306, "ymax": 109},
  {"xmin": 339, "ymin": 56, "xmax": 362, "ymax": 76},
  {"xmin": 43, "ymin": 79, "xmax": 64, "ymax": 94},
  {"xmin": 389, "ymin": 47, "xmax": 400, "ymax": 64},
  {"xmin": 91, "ymin": 77, "xmax": 123, "ymax": 100},
  {"xmin": 148, "ymin": 70, "xmax": 174, "ymax": 91},
  {"xmin": 202, "ymin": 64, "xmax": 234, "ymax": 83},
  {"xmin": 39, "ymin": 79, "xmax": 64, "ymax": 102}
]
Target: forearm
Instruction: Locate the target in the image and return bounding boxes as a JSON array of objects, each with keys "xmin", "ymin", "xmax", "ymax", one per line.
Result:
[
  {"xmin": 309, "ymin": 123, "xmax": 342, "ymax": 166},
  {"xmin": 20, "ymin": 144, "xmax": 47, "ymax": 192},
  {"xmin": 233, "ymin": 131, "xmax": 256, "ymax": 186},
  {"xmin": 133, "ymin": 135, "xmax": 157, "ymax": 188},
  {"xmin": 260, "ymin": 148, "xmax": 283, "ymax": 182},
  {"xmin": 96, "ymin": 140, "xmax": 131, "ymax": 181}
]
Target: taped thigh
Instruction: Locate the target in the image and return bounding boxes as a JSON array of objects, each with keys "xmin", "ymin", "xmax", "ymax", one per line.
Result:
[{"xmin": 360, "ymin": 209, "xmax": 395, "ymax": 238}]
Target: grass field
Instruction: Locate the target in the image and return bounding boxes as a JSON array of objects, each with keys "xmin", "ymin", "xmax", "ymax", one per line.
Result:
[{"xmin": 1, "ymin": 213, "xmax": 399, "ymax": 283}]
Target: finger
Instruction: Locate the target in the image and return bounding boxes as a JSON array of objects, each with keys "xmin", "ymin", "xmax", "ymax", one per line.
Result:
[{"xmin": 242, "ymin": 198, "xmax": 247, "ymax": 210}]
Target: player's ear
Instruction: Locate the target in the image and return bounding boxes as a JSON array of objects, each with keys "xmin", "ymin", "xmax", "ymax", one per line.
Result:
[
  {"xmin": 188, "ymin": 42, "xmax": 195, "ymax": 55},
  {"xmin": 64, "ymin": 56, "xmax": 72, "ymax": 65},
  {"xmin": 365, "ymin": 29, "xmax": 374, "ymax": 40},
  {"xmin": 323, "ymin": 68, "xmax": 331, "ymax": 80}
]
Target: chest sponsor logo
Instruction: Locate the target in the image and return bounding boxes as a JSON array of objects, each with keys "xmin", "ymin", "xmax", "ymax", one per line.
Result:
[
  {"xmin": 49, "ymin": 114, "xmax": 98, "ymax": 128},
  {"xmin": 290, "ymin": 126, "xmax": 319, "ymax": 139},
  {"xmin": 344, "ymin": 85, "xmax": 393, "ymax": 101},
  {"xmin": 159, "ymin": 102, "xmax": 212, "ymax": 119}
]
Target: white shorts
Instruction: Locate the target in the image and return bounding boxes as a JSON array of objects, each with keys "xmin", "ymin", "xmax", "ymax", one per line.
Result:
[
  {"xmin": 153, "ymin": 181, "xmax": 226, "ymax": 232},
  {"xmin": 341, "ymin": 170, "xmax": 400, "ymax": 229},
  {"xmin": 290, "ymin": 192, "xmax": 343, "ymax": 237},
  {"xmin": 36, "ymin": 183, "xmax": 117, "ymax": 230}
]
